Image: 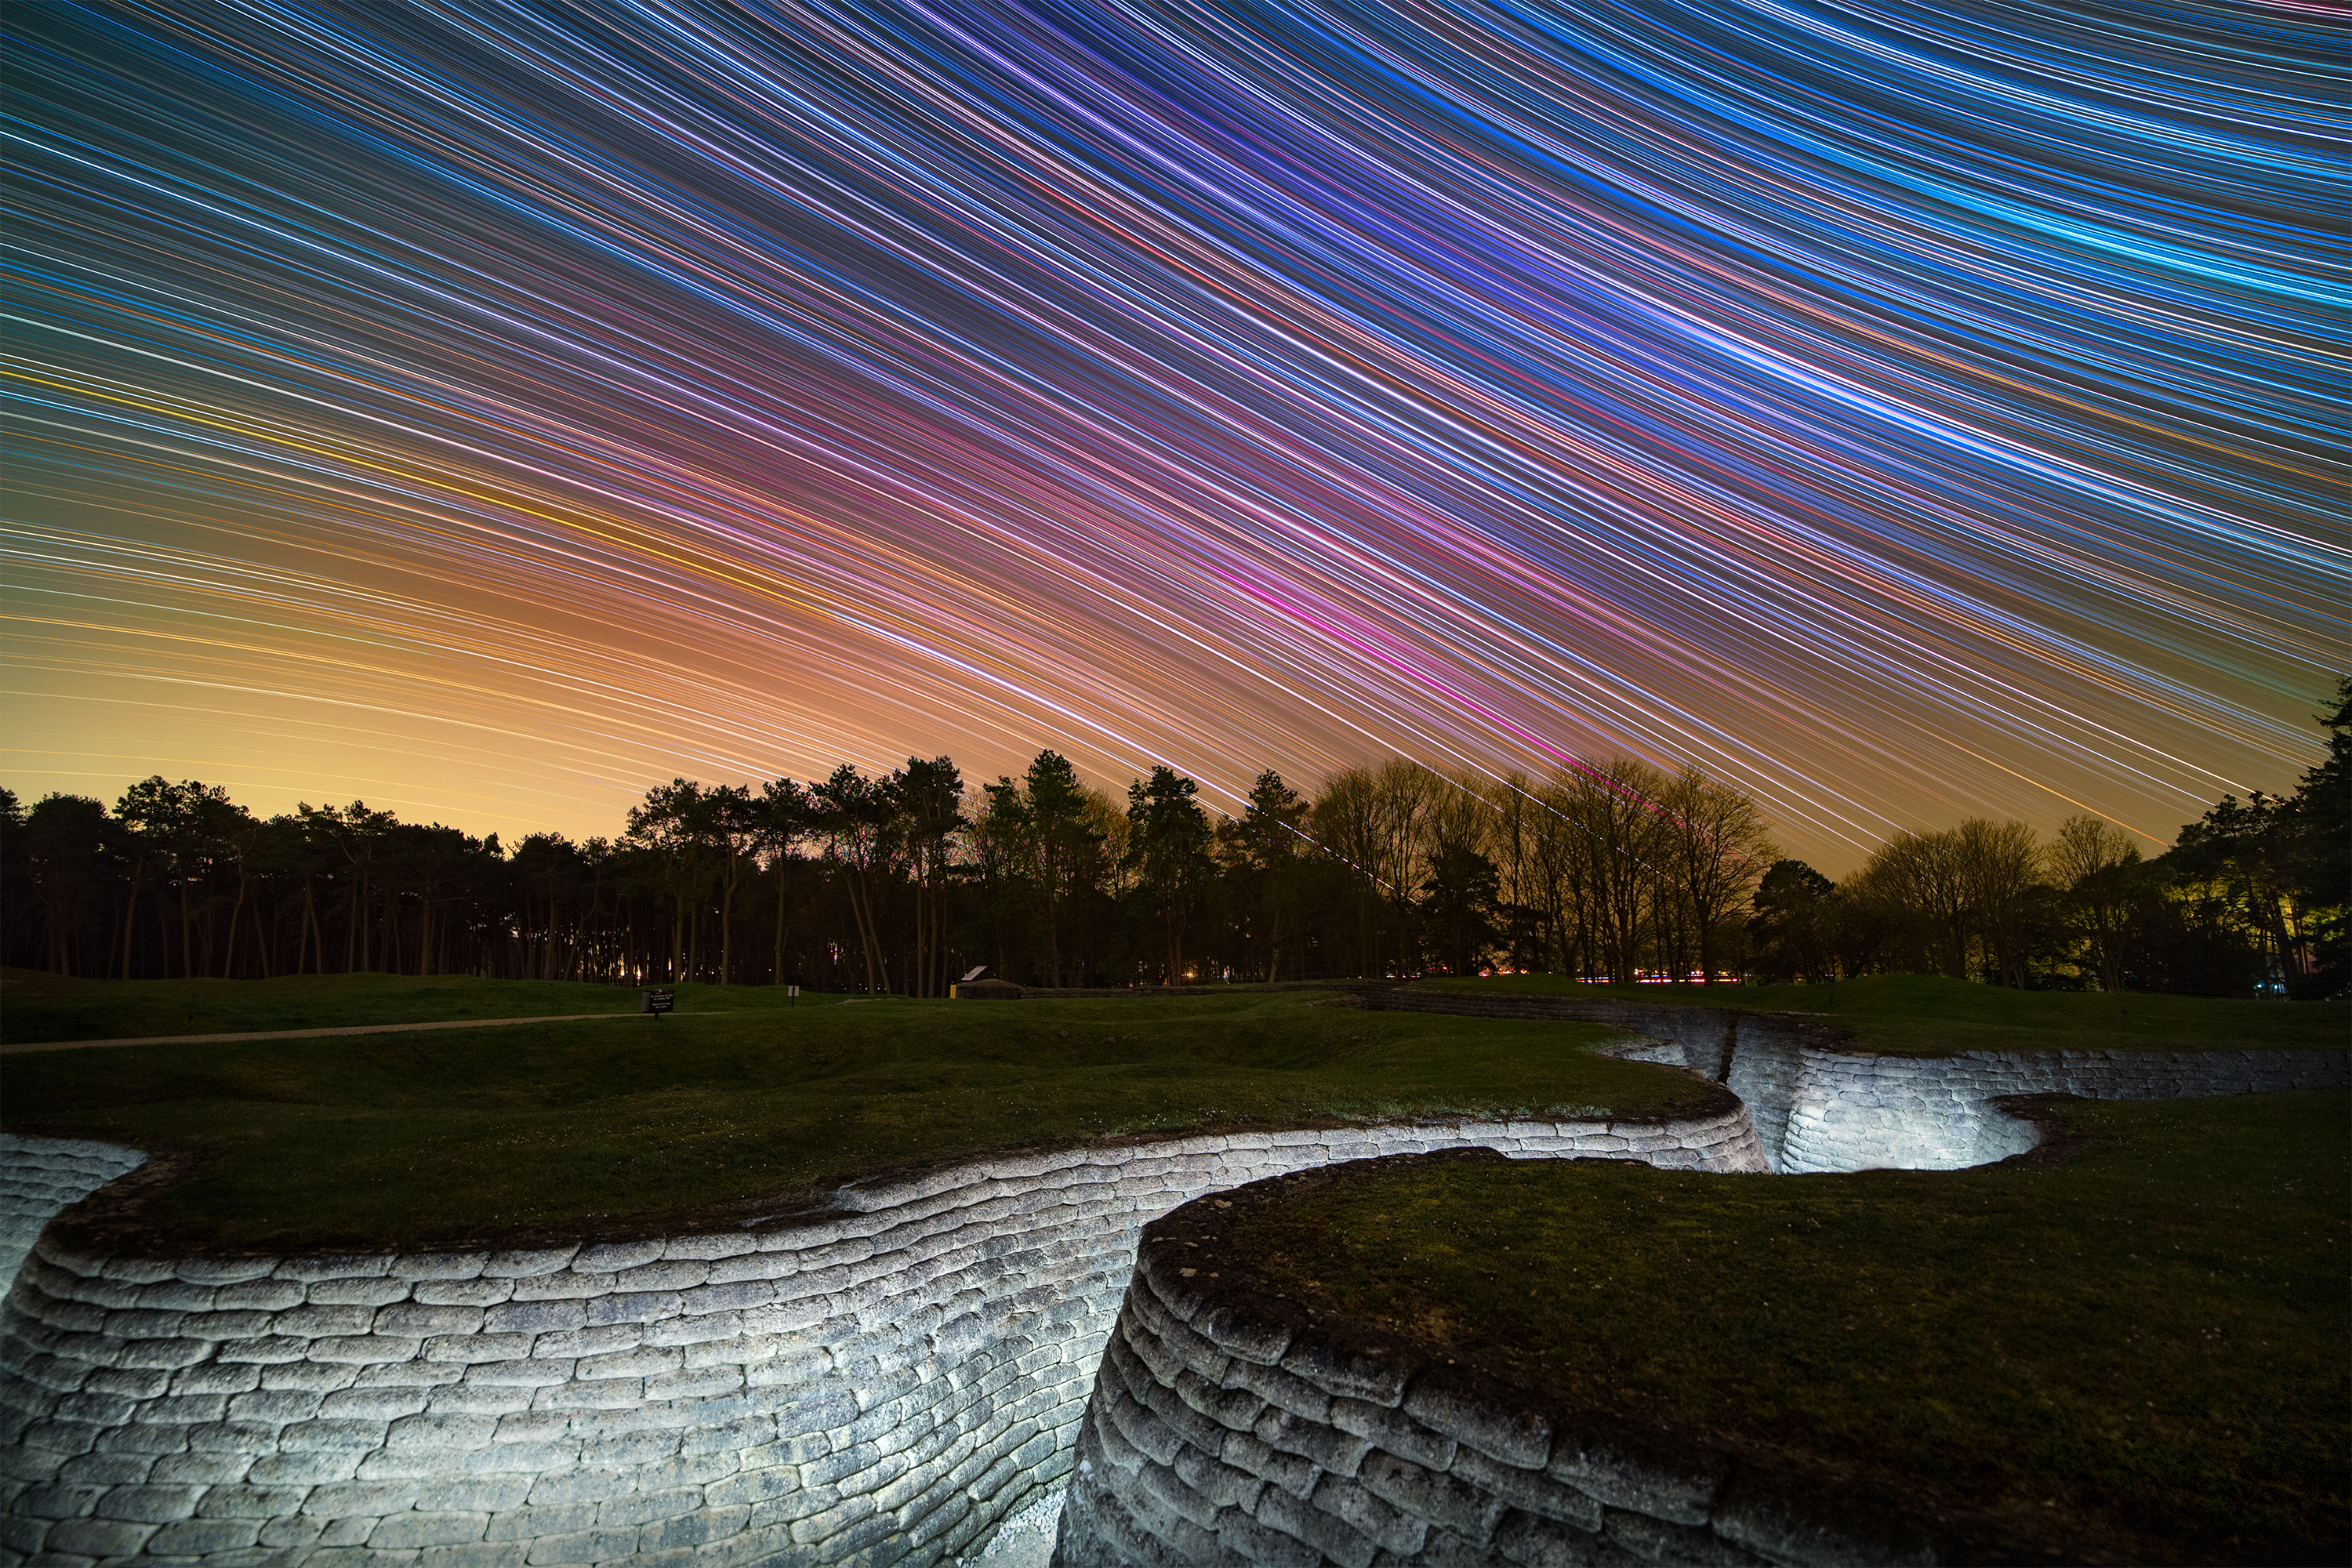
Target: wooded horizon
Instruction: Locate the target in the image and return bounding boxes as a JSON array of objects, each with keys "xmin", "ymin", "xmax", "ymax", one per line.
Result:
[{"xmin": 5, "ymin": 681, "xmax": 2343, "ymax": 1002}]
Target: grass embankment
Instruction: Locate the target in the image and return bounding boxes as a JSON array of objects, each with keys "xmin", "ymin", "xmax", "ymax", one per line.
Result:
[
  {"xmin": 1427, "ymin": 971, "xmax": 2346, "ymax": 1057},
  {"xmin": 0, "ymin": 989, "xmax": 1713, "ymax": 1253},
  {"xmin": 1223, "ymin": 1089, "xmax": 2350, "ymax": 1564},
  {"xmin": 0, "ymin": 967, "xmax": 826, "ymax": 1045}
]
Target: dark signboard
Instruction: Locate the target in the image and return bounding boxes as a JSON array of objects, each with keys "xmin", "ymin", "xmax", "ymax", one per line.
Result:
[{"xmin": 641, "ymin": 988, "xmax": 675, "ymax": 1015}]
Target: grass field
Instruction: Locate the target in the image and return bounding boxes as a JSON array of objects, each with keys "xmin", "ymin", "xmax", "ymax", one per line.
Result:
[
  {"xmin": 0, "ymin": 985, "xmax": 1715, "ymax": 1251},
  {"xmin": 0, "ymin": 967, "xmax": 821, "ymax": 1045},
  {"xmin": 1223, "ymin": 1088, "xmax": 2351, "ymax": 1564},
  {"xmin": 1427, "ymin": 971, "xmax": 2347, "ymax": 1056},
  {"xmin": 8, "ymin": 972, "xmax": 2341, "ymax": 1554}
]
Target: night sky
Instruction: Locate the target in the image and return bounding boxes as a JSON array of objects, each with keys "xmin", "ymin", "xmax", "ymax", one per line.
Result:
[{"xmin": 7, "ymin": 0, "xmax": 2346, "ymax": 872}]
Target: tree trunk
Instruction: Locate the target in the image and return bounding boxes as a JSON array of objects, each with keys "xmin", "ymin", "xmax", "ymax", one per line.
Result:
[
  {"xmin": 1043, "ymin": 883, "xmax": 1061, "ymax": 988},
  {"xmin": 911, "ymin": 869, "xmax": 927, "ymax": 998},
  {"xmin": 226, "ymin": 871, "xmax": 250, "ymax": 979},
  {"xmin": 848, "ymin": 871, "xmax": 888, "ymax": 993},
  {"xmin": 719, "ymin": 858, "xmax": 739, "ymax": 987},
  {"xmin": 774, "ymin": 861, "xmax": 789, "ymax": 985},
  {"xmin": 119, "ymin": 852, "xmax": 145, "ymax": 979}
]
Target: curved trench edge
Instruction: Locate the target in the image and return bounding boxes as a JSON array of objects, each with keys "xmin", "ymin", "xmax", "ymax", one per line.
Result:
[
  {"xmin": 0, "ymin": 1105, "xmax": 1761, "ymax": 1567},
  {"xmin": 6, "ymin": 999, "xmax": 2342, "ymax": 1567}
]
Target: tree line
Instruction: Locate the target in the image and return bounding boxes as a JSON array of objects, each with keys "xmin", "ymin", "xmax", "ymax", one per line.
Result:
[
  {"xmin": 4, "ymin": 681, "xmax": 2341, "ymax": 996},
  {"xmin": 1749, "ymin": 681, "xmax": 2347, "ymax": 998}
]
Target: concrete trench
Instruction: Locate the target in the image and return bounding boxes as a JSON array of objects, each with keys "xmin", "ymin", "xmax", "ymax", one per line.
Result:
[{"xmin": 1, "ymin": 1001, "xmax": 2342, "ymax": 1567}]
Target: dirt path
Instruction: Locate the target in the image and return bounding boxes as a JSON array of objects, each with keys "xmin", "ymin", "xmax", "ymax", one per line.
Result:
[{"xmin": 0, "ymin": 1012, "xmax": 644, "ymax": 1054}]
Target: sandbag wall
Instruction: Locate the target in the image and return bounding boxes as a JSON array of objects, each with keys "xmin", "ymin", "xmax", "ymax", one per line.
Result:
[
  {"xmin": 1357, "ymin": 989, "xmax": 2350, "ymax": 1172},
  {"xmin": 1058, "ymin": 1160, "xmax": 2016, "ymax": 1568},
  {"xmin": 0, "ymin": 1142, "xmax": 147, "ymax": 1300},
  {"xmin": 0, "ymin": 1110, "xmax": 1763, "ymax": 1567},
  {"xmin": 1619, "ymin": 1029, "xmax": 2350, "ymax": 1172}
]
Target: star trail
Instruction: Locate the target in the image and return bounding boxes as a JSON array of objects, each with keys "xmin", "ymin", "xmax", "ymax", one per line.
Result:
[{"xmin": 5, "ymin": 0, "xmax": 2347, "ymax": 866}]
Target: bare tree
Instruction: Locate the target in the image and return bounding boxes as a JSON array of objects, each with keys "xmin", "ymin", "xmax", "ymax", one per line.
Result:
[
  {"xmin": 1523, "ymin": 775, "xmax": 1584, "ymax": 975},
  {"xmin": 1308, "ymin": 766, "xmax": 1386, "ymax": 975},
  {"xmin": 1307, "ymin": 760, "xmax": 1443, "ymax": 975},
  {"xmin": 1553, "ymin": 758, "xmax": 1673, "ymax": 984},
  {"xmin": 1657, "ymin": 768, "xmax": 1777, "ymax": 985},
  {"xmin": 1956, "ymin": 818, "xmax": 2043, "ymax": 986},
  {"xmin": 1857, "ymin": 829, "xmax": 1972, "ymax": 978},
  {"xmin": 1854, "ymin": 819, "xmax": 2041, "ymax": 983},
  {"xmin": 2049, "ymin": 815, "xmax": 2143, "ymax": 991},
  {"xmin": 1479, "ymin": 772, "xmax": 1546, "ymax": 973},
  {"xmin": 1370, "ymin": 760, "xmax": 1441, "ymax": 972}
]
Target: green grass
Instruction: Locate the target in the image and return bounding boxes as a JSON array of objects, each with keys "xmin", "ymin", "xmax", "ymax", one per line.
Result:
[
  {"xmin": 0, "ymin": 968, "xmax": 802, "ymax": 1044},
  {"xmin": 0, "ymin": 991, "xmax": 1716, "ymax": 1251},
  {"xmin": 1222, "ymin": 1089, "xmax": 2351, "ymax": 1564},
  {"xmin": 1427, "ymin": 971, "xmax": 2347, "ymax": 1056}
]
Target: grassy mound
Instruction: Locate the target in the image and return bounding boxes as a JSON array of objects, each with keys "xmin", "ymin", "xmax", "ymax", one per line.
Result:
[
  {"xmin": 0, "ymin": 989, "xmax": 1716, "ymax": 1253},
  {"xmin": 1221, "ymin": 1089, "xmax": 2350, "ymax": 1564},
  {"xmin": 1427, "ymin": 971, "xmax": 2343, "ymax": 1056}
]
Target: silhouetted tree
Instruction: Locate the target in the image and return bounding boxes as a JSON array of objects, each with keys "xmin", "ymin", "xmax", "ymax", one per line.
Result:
[
  {"xmin": 1749, "ymin": 860, "xmax": 1838, "ymax": 982},
  {"xmin": 0, "ymin": 789, "xmax": 28, "ymax": 969},
  {"xmin": 24, "ymin": 794, "xmax": 113, "ymax": 975},
  {"xmin": 1419, "ymin": 844, "xmax": 1501, "ymax": 976},
  {"xmin": 1125, "ymin": 767, "xmax": 1212, "ymax": 984},
  {"xmin": 759, "ymin": 779, "xmax": 815, "ymax": 988},
  {"xmin": 2047, "ymin": 816, "xmax": 2144, "ymax": 993},
  {"xmin": 1216, "ymin": 770, "xmax": 1311, "ymax": 981},
  {"xmin": 898, "ymin": 758, "xmax": 963, "ymax": 997},
  {"xmin": 811, "ymin": 766, "xmax": 901, "ymax": 994},
  {"xmin": 2292, "ymin": 677, "xmax": 2350, "ymax": 996},
  {"xmin": 1658, "ymin": 768, "xmax": 1777, "ymax": 984},
  {"xmin": 2170, "ymin": 793, "xmax": 2309, "ymax": 992}
]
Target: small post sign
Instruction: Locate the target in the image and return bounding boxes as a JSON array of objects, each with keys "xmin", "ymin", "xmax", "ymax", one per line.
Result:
[
  {"xmin": 641, "ymin": 987, "xmax": 675, "ymax": 1016},
  {"xmin": 788, "ymin": 985, "xmax": 800, "ymax": 1006}
]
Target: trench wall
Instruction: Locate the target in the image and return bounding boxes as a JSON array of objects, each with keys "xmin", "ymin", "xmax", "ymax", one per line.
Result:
[
  {"xmin": 0, "ymin": 1142, "xmax": 147, "ymax": 1299},
  {"xmin": 0, "ymin": 1111, "xmax": 1762, "ymax": 1568},
  {"xmin": 1049, "ymin": 999, "xmax": 2352, "ymax": 1566},
  {"xmin": 1360, "ymin": 989, "xmax": 2351, "ymax": 1173},
  {"xmin": 1057, "ymin": 1167, "xmax": 1960, "ymax": 1568},
  {"xmin": 1606, "ymin": 1025, "xmax": 2349, "ymax": 1172}
]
